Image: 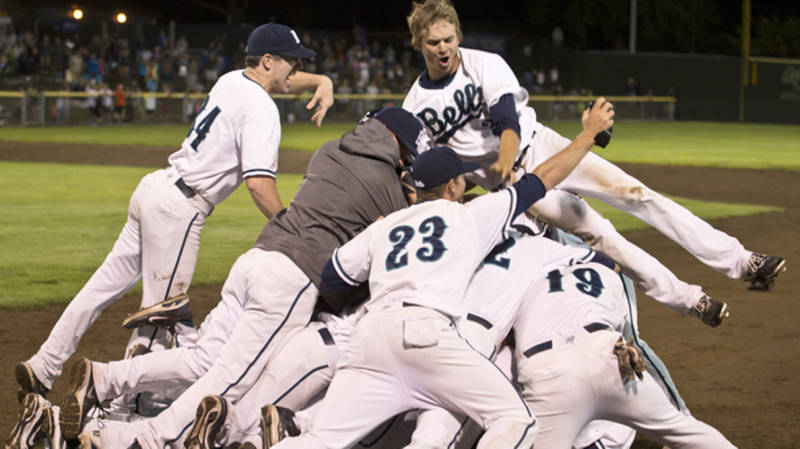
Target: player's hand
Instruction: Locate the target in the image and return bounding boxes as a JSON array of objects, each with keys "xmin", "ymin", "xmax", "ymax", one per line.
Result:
[
  {"xmin": 488, "ymin": 158, "xmax": 517, "ymax": 185},
  {"xmin": 581, "ymin": 97, "xmax": 614, "ymax": 136},
  {"xmin": 308, "ymin": 76, "xmax": 334, "ymax": 127}
]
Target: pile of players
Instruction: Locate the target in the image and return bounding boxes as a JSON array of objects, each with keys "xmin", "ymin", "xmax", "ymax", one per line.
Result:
[{"xmin": 6, "ymin": 2, "xmax": 785, "ymax": 449}]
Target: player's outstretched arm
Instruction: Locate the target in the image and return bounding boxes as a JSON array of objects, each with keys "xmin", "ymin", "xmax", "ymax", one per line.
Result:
[
  {"xmin": 532, "ymin": 97, "xmax": 614, "ymax": 191},
  {"xmin": 287, "ymin": 71, "xmax": 334, "ymax": 127}
]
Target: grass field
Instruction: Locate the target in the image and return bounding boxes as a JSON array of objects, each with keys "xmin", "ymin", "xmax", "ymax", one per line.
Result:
[
  {"xmin": 1, "ymin": 121, "xmax": 799, "ymax": 170},
  {"xmin": 0, "ymin": 120, "xmax": 795, "ymax": 308},
  {"xmin": 0, "ymin": 160, "xmax": 782, "ymax": 308}
]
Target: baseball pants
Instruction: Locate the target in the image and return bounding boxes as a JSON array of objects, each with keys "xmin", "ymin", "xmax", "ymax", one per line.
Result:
[
  {"xmin": 92, "ymin": 266, "xmax": 247, "ymax": 404},
  {"xmin": 274, "ymin": 306, "xmax": 537, "ymax": 449},
  {"xmin": 130, "ymin": 249, "xmax": 318, "ymax": 449},
  {"xmin": 27, "ymin": 168, "xmax": 209, "ymax": 389},
  {"xmin": 521, "ymin": 126, "xmax": 750, "ymax": 311},
  {"xmin": 212, "ymin": 321, "xmax": 342, "ymax": 448},
  {"xmin": 516, "ymin": 329, "xmax": 737, "ymax": 449},
  {"xmin": 406, "ymin": 324, "xmax": 634, "ymax": 449},
  {"xmin": 525, "ymin": 126, "xmax": 750, "ymax": 279}
]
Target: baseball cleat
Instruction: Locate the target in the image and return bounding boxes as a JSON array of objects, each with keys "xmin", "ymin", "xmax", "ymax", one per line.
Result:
[
  {"xmin": 260, "ymin": 404, "xmax": 300, "ymax": 448},
  {"xmin": 184, "ymin": 395, "xmax": 228, "ymax": 449},
  {"xmin": 690, "ymin": 295, "xmax": 729, "ymax": 328},
  {"xmin": 744, "ymin": 253, "xmax": 786, "ymax": 291},
  {"xmin": 60, "ymin": 358, "xmax": 98, "ymax": 440},
  {"xmin": 122, "ymin": 294, "xmax": 194, "ymax": 330},
  {"xmin": 4, "ymin": 393, "xmax": 47, "ymax": 449},
  {"xmin": 42, "ymin": 405, "xmax": 66, "ymax": 449},
  {"xmin": 15, "ymin": 362, "xmax": 49, "ymax": 403}
]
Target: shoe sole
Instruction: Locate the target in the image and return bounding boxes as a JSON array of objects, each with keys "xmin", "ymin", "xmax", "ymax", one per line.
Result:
[
  {"xmin": 60, "ymin": 359, "xmax": 95, "ymax": 440},
  {"xmin": 15, "ymin": 363, "xmax": 48, "ymax": 403},
  {"xmin": 122, "ymin": 295, "xmax": 191, "ymax": 329},
  {"xmin": 713, "ymin": 302, "xmax": 730, "ymax": 327},
  {"xmin": 184, "ymin": 396, "xmax": 227, "ymax": 449},
  {"xmin": 260, "ymin": 405, "xmax": 280, "ymax": 449},
  {"xmin": 761, "ymin": 259, "xmax": 787, "ymax": 280},
  {"xmin": 5, "ymin": 393, "xmax": 45, "ymax": 449}
]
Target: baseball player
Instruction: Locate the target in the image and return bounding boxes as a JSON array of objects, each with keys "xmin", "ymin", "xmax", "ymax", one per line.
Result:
[
  {"xmin": 59, "ymin": 107, "xmax": 427, "ymax": 449},
  {"xmin": 15, "ymin": 23, "xmax": 334, "ymax": 408},
  {"xmin": 269, "ymin": 101, "xmax": 614, "ymax": 449},
  {"xmin": 178, "ymin": 220, "xmax": 594, "ymax": 449},
  {"xmin": 513, "ymin": 258, "xmax": 738, "ymax": 448},
  {"xmin": 402, "ymin": 219, "xmax": 630, "ymax": 449},
  {"xmin": 401, "ymin": 0, "xmax": 786, "ymax": 324}
]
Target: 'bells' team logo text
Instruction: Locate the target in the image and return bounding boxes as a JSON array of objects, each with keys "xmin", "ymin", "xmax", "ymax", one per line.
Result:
[{"xmin": 417, "ymin": 83, "xmax": 484, "ymax": 144}]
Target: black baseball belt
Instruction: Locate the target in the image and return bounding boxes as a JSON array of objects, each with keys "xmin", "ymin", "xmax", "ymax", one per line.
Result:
[
  {"xmin": 175, "ymin": 178, "xmax": 196, "ymax": 198},
  {"xmin": 522, "ymin": 322, "xmax": 610, "ymax": 358}
]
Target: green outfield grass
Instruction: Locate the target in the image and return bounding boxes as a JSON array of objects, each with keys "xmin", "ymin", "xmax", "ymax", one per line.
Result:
[
  {"xmin": 0, "ymin": 161, "xmax": 782, "ymax": 309},
  {"xmin": 1, "ymin": 121, "xmax": 798, "ymax": 170}
]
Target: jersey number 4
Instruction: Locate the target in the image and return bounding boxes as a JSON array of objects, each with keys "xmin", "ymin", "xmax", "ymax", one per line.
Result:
[
  {"xmin": 186, "ymin": 97, "xmax": 221, "ymax": 151},
  {"xmin": 547, "ymin": 267, "xmax": 604, "ymax": 298},
  {"xmin": 385, "ymin": 216, "xmax": 448, "ymax": 271}
]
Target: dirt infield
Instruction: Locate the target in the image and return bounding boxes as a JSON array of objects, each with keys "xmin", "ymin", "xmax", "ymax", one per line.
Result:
[{"xmin": 1, "ymin": 140, "xmax": 798, "ymax": 448}]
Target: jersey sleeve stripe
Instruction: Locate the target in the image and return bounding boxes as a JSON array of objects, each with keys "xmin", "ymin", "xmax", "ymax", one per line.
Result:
[
  {"xmin": 502, "ymin": 187, "xmax": 518, "ymax": 240},
  {"xmin": 243, "ymin": 168, "xmax": 277, "ymax": 178},
  {"xmin": 579, "ymin": 248, "xmax": 595, "ymax": 262},
  {"xmin": 332, "ymin": 248, "xmax": 361, "ymax": 287}
]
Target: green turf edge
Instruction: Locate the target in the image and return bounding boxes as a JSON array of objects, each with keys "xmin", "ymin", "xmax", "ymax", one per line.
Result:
[{"xmin": 0, "ymin": 161, "xmax": 783, "ymax": 309}]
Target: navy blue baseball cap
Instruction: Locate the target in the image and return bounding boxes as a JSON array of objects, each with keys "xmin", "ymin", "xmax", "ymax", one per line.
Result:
[
  {"xmin": 372, "ymin": 107, "xmax": 427, "ymax": 156},
  {"xmin": 410, "ymin": 146, "xmax": 479, "ymax": 189},
  {"xmin": 246, "ymin": 23, "xmax": 316, "ymax": 59}
]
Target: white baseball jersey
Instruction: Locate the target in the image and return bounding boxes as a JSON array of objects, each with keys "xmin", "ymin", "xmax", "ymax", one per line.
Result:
[
  {"xmin": 514, "ymin": 261, "xmax": 627, "ymax": 352},
  {"xmin": 402, "ymin": 48, "xmax": 537, "ymax": 190},
  {"xmin": 330, "ymin": 189, "xmax": 521, "ymax": 319},
  {"xmin": 464, "ymin": 214, "xmax": 602, "ymax": 349},
  {"xmin": 168, "ymin": 69, "xmax": 281, "ymax": 205}
]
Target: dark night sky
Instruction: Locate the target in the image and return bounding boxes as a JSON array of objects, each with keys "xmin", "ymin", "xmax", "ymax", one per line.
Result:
[{"xmin": 20, "ymin": 0, "xmax": 799, "ymax": 30}]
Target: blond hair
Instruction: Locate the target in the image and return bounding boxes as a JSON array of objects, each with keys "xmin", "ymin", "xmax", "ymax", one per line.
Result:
[{"xmin": 407, "ymin": 0, "xmax": 463, "ymax": 50}]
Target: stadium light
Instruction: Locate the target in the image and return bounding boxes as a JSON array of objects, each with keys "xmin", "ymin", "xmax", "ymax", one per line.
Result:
[
  {"xmin": 115, "ymin": 12, "xmax": 127, "ymax": 23},
  {"xmin": 72, "ymin": 8, "xmax": 84, "ymax": 20}
]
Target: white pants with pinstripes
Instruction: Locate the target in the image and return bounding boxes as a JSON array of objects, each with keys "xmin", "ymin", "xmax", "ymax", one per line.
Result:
[
  {"xmin": 124, "ymin": 249, "xmax": 318, "ymax": 449},
  {"xmin": 27, "ymin": 168, "xmax": 209, "ymax": 389},
  {"xmin": 274, "ymin": 306, "xmax": 538, "ymax": 449}
]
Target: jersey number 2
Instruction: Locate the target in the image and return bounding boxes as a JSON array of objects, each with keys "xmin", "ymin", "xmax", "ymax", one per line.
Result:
[
  {"xmin": 187, "ymin": 97, "xmax": 221, "ymax": 151},
  {"xmin": 386, "ymin": 216, "xmax": 447, "ymax": 270}
]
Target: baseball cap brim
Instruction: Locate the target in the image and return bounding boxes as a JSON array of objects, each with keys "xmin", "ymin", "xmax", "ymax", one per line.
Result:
[
  {"xmin": 280, "ymin": 46, "xmax": 316, "ymax": 59},
  {"xmin": 460, "ymin": 161, "xmax": 480, "ymax": 175}
]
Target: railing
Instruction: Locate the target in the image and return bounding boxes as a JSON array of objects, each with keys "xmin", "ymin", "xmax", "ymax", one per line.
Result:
[{"xmin": 0, "ymin": 91, "xmax": 676, "ymax": 126}]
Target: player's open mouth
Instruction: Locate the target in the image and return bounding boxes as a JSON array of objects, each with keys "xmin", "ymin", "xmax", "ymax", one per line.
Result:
[{"xmin": 439, "ymin": 56, "xmax": 450, "ymax": 66}]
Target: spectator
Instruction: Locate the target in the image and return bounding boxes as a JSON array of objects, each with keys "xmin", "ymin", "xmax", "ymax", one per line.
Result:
[{"xmin": 113, "ymin": 83, "xmax": 126, "ymax": 123}]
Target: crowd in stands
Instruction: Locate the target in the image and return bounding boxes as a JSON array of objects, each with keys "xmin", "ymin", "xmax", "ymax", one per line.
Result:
[{"xmin": 0, "ymin": 24, "xmax": 591, "ymax": 124}]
